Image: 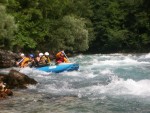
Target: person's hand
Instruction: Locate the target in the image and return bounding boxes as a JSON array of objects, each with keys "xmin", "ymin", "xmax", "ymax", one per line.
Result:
[{"xmin": 16, "ymin": 62, "xmax": 19, "ymax": 66}]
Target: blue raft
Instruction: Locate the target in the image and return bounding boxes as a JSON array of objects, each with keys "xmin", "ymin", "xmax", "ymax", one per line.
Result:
[{"xmin": 35, "ymin": 63, "xmax": 79, "ymax": 73}]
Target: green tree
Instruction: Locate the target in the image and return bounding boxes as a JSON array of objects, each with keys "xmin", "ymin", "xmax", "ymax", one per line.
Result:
[
  {"xmin": 89, "ymin": 0, "xmax": 150, "ymax": 53},
  {"xmin": 45, "ymin": 15, "xmax": 89, "ymax": 51},
  {"xmin": 7, "ymin": 0, "xmax": 94, "ymax": 52},
  {"xmin": 0, "ymin": 3, "xmax": 17, "ymax": 49}
]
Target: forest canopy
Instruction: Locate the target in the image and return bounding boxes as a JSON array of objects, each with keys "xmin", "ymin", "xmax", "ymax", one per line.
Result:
[{"xmin": 0, "ymin": 0, "xmax": 150, "ymax": 53}]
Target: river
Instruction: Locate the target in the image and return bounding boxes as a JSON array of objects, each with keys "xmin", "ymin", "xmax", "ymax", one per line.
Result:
[{"xmin": 0, "ymin": 53, "xmax": 150, "ymax": 113}]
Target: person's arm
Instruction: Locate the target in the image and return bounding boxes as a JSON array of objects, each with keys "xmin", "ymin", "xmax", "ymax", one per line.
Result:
[
  {"xmin": 64, "ymin": 57, "xmax": 70, "ymax": 63},
  {"xmin": 46, "ymin": 57, "xmax": 51, "ymax": 63},
  {"xmin": 16, "ymin": 58, "xmax": 24, "ymax": 66}
]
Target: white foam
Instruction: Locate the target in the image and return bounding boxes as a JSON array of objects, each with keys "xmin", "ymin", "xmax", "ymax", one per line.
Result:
[
  {"xmin": 82, "ymin": 72, "xmax": 98, "ymax": 78},
  {"xmin": 106, "ymin": 78, "xmax": 150, "ymax": 96},
  {"xmin": 100, "ymin": 69, "xmax": 113, "ymax": 75},
  {"xmin": 144, "ymin": 53, "xmax": 150, "ymax": 58},
  {"xmin": 60, "ymin": 71, "xmax": 79, "ymax": 76},
  {"xmin": 138, "ymin": 53, "xmax": 150, "ymax": 60},
  {"xmin": 76, "ymin": 54, "xmax": 84, "ymax": 59},
  {"xmin": 77, "ymin": 77, "xmax": 150, "ymax": 97},
  {"xmin": 27, "ymin": 84, "xmax": 37, "ymax": 89},
  {"xmin": 19, "ymin": 67, "xmax": 33, "ymax": 74},
  {"xmin": 38, "ymin": 81, "xmax": 75, "ymax": 95}
]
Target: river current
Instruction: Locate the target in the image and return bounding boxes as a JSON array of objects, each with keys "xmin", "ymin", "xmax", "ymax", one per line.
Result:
[{"xmin": 0, "ymin": 53, "xmax": 150, "ymax": 113}]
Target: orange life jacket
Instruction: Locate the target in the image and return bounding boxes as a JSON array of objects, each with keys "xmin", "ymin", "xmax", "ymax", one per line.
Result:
[
  {"xmin": 20, "ymin": 57, "xmax": 30, "ymax": 67},
  {"xmin": 56, "ymin": 51, "xmax": 62, "ymax": 59}
]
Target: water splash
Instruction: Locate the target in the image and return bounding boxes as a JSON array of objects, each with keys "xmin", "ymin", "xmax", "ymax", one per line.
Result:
[{"xmin": 1, "ymin": 53, "xmax": 150, "ymax": 113}]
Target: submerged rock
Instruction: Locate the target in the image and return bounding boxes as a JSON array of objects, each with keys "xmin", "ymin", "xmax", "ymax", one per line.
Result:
[
  {"xmin": 0, "ymin": 69, "xmax": 37, "ymax": 99},
  {"xmin": 2, "ymin": 69, "xmax": 37, "ymax": 89}
]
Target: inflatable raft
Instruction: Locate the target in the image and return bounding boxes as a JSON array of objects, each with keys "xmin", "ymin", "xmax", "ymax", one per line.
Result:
[{"xmin": 35, "ymin": 63, "xmax": 79, "ymax": 73}]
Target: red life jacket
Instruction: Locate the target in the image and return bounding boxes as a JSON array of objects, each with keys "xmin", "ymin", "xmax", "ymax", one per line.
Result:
[{"xmin": 56, "ymin": 57, "xmax": 64, "ymax": 64}]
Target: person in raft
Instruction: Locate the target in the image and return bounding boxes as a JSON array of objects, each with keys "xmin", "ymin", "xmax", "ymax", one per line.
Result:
[
  {"xmin": 35, "ymin": 53, "xmax": 44, "ymax": 66},
  {"xmin": 35, "ymin": 52, "xmax": 50, "ymax": 66},
  {"xmin": 55, "ymin": 51, "xmax": 70, "ymax": 64},
  {"xmin": 28, "ymin": 54, "xmax": 36, "ymax": 67},
  {"xmin": 44, "ymin": 52, "xmax": 51, "ymax": 64},
  {"xmin": 16, "ymin": 53, "xmax": 30, "ymax": 68}
]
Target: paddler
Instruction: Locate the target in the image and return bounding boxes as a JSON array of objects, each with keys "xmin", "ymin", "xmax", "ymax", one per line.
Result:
[
  {"xmin": 55, "ymin": 51, "xmax": 70, "ymax": 64},
  {"xmin": 44, "ymin": 52, "xmax": 51, "ymax": 64},
  {"xmin": 16, "ymin": 53, "xmax": 30, "ymax": 68}
]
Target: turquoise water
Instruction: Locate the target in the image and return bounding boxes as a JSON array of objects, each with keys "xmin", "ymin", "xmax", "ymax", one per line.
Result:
[{"xmin": 1, "ymin": 53, "xmax": 150, "ymax": 113}]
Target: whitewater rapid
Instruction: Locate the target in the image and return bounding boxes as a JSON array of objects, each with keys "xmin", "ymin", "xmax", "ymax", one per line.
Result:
[
  {"xmin": 1, "ymin": 53, "xmax": 150, "ymax": 113},
  {"xmin": 18, "ymin": 53, "xmax": 150, "ymax": 98}
]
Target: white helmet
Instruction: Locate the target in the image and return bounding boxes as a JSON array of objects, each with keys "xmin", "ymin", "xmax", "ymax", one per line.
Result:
[
  {"xmin": 39, "ymin": 53, "xmax": 43, "ymax": 56},
  {"xmin": 20, "ymin": 53, "xmax": 24, "ymax": 57},
  {"xmin": 45, "ymin": 52, "xmax": 49, "ymax": 56}
]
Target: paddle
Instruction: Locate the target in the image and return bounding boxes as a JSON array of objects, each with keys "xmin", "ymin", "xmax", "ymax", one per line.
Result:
[
  {"xmin": 17, "ymin": 58, "xmax": 24, "ymax": 66},
  {"xmin": 62, "ymin": 51, "xmax": 70, "ymax": 62}
]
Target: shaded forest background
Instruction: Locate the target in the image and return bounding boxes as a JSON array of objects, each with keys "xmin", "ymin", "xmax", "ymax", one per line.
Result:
[{"xmin": 0, "ymin": 0, "xmax": 150, "ymax": 53}]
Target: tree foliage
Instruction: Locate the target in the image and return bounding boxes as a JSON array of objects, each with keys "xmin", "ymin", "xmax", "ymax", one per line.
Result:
[
  {"xmin": 0, "ymin": 3, "xmax": 17, "ymax": 49},
  {"xmin": 5, "ymin": 0, "xmax": 93, "ymax": 52},
  {"xmin": 1, "ymin": 0, "xmax": 150, "ymax": 53},
  {"xmin": 89, "ymin": 0, "xmax": 150, "ymax": 53}
]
